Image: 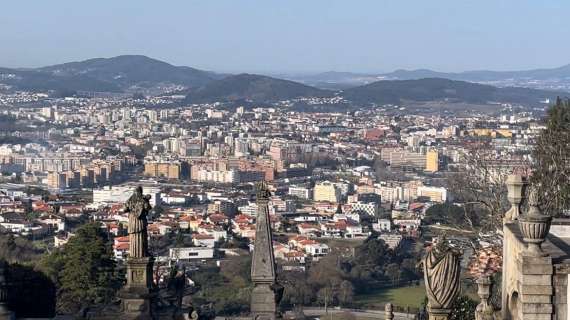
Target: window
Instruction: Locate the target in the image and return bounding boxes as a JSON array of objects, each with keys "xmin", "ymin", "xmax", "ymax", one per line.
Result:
[{"xmin": 188, "ymin": 252, "xmax": 199, "ymax": 257}]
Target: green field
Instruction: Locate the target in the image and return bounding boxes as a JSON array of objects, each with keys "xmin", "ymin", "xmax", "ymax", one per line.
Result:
[{"xmin": 354, "ymin": 284, "xmax": 426, "ymax": 310}]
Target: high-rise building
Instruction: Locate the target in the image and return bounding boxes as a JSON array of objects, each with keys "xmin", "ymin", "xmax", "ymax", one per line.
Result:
[
  {"xmin": 426, "ymin": 149, "xmax": 439, "ymax": 172},
  {"xmin": 314, "ymin": 181, "xmax": 340, "ymax": 203},
  {"xmin": 144, "ymin": 161, "xmax": 183, "ymax": 179}
]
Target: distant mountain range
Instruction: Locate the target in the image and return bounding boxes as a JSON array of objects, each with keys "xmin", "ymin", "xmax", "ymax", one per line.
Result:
[
  {"xmin": 184, "ymin": 73, "xmax": 332, "ymax": 103},
  {"xmin": 342, "ymin": 78, "xmax": 562, "ymax": 105},
  {"xmin": 381, "ymin": 64, "xmax": 570, "ymax": 81},
  {"xmin": 288, "ymin": 64, "xmax": 570, "ymax": 89},
  {"xmin": 0, "ymin": 55, "xmax": 566, "ymax": 106},
  {"xmin": 0, "ymin": 55, "xmax": 220, "ymax": 93}
]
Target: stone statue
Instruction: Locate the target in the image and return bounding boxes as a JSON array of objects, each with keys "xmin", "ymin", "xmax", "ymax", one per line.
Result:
[
  {"xmin": 421, "ymin": 236, "xmax": 462, "ymax": 320},
  {"xmin": 124, "ymin": 186, "xmax": 152, "ymax": 259}
]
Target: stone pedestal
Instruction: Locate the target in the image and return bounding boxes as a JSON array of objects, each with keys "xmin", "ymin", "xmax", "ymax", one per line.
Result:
[
  {"xmin": 427, "ymin": 307, "xmax": 452, "ymax": 320},
  {"xmin": 385, "ymin": 303, "xmax": 394, "ymax": 320},
  {"xmin": 251, "ymin": 284, "xmax": 279, "ymax": 320},
  {"xmin": 119, "ymin": 257, "xmax": 156, "ymax": 319},
  {"xmin": 519, "ymin": 255, "xmax": 553, "ymax": 320}
]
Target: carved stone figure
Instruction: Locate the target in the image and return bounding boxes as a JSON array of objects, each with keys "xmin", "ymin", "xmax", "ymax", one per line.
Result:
[
  {"xmin": 421, "ymin": 236, "xmax": 462, "ymax": 320},
  {"xmin": 124, "ymin": 186, "xmax": 152, "ymax": 258}
]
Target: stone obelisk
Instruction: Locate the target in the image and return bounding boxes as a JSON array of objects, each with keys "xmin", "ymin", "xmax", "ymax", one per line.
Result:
[
  {"xmin": 120, "ymin": 186, "xmax": 156, "ymax": 319},
  {"xmin": 250, "ymin": 182, "xmax": 283, "ymax": 320}
]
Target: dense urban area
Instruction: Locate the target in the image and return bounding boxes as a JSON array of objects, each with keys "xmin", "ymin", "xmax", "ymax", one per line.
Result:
[{"xmin": 0, "ymin": 53, "xmax": 568, "ymax": 320}]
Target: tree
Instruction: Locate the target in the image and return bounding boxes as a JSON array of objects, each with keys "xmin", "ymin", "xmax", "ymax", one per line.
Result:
[
  {"xmin": 532, "ymin": 97, "xmax": 570, "ymax": 216},
  {"xmin": 424, "ymin": 203, "xmax": 480, "ymax": 229},
  {"xmin": 338, "ymin": 280, "xmax": 354, "ymax": 306},
  {"xmin": 40, "ymin": 222, "xmax": 121, "ymax": 314},
  {"xmin": 385, "ymin": 263, "xmax": 401, "ymax": 285},
  {"xmin": 447, "ymin": 148, "xmax": 511, "ymax": 230},
  {"xmin": 7, "ymin": 263, "xmax": 56, "ymax": 318}
]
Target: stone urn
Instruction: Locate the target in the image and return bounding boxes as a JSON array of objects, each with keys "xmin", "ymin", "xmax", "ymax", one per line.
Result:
[
  {"xmin": 506, "ymin": 174, "xmax": 526, "ymax": 220},
  {"xmin": 518, "ymin": 188, "xmax": 552, "ymax": 257}
]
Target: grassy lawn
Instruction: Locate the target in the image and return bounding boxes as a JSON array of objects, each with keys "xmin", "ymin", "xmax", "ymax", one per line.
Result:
[{"xmin": 354, "ymin": 283, "xmax": 426, "ymax": 310}]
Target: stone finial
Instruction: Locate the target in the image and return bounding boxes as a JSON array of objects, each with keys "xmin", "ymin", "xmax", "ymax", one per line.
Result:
[
  {"xmin": 256, "ymin": 181, "xmax": 272, "ymax": 202},
  {"xmin": 475, "ymin": 276, "xmax": 495, "ymax": 320},
  {"xmin": 421, "ymin": 238, "xmax": 461, "ymax": 320},
  {"xmin": 506, "ymin": 174, "xmax": 526, "ymax": 221},
  {"xmin": 518, "ymin": 184, "xmax": 552, "ymax": 257},
  {"xmin": 385, "ymin": 303, "xmax": 394, "ymax": 320}
]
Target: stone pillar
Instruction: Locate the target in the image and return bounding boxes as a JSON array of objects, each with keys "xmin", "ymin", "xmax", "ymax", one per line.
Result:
[
  {"xmin": 385, "ymin": 303, "xmax": 394, "ymax": 320},
  {"xmin": 516, "ymin": 188, "xmax": 553, "ymax": 320},
  {"xmin": 519, "ymin": 255, "xmax": 553, "ymax": 320},
  {"xmin": 475, "ymin": 276, "xmax": 495, "ymax": 320},
  {"xmin": 120, "ymin": 257, "xmax": 156, "ymax": 319},
  {"xmin": 502, "ymin": 174, "xmax": 526, "ymax": 319},
  {"xmin": 427, "ymin": 307, "xmax": 452, "ymax": 320}
]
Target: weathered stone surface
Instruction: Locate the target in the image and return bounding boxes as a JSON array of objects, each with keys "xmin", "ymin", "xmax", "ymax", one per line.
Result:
[
  {"xmin": 522, "ymin": 274, "xmax": 553, "ymax": 285},
  {"xmin": 522, "ymin": 263, "xmax": 554, "ymax": 275},
  {"xmin": 523, "ymin": 313, "xmax": 555, "ymax": 320},
  {"xmin": 522, "ymin": 256, "xmax": 553, "ymax": 265},
  {"xmin": 250, "ymin": 182, "xmax": 281, "ymax": 320},
  {"xmin": 421, "ymin": 236, "xmax": 461, "ymax": 311},
  {"xmin": 118, "ymin": 188, "xmax": 156, "ymax": 319},
  {"xmin": 522, "ymin": 303, "xmax": 553, "ymax": 314},
  {"xmin": 553, "ymin": 274, "xmax": 567, "ymax": 285},
  {"xmin": 426, "ymin": 307, "xmax": 452, "ymax": 320},
  {"xmin": 521, "ymin": 285, "xmax": 553, "ymax": 295},
  {"xmin": 124, "ymin": 186, "xmax": 152, "ymax": 259},
  {"xmin": 520, "ymin": 294, "xmax": 551, "ymax": 304}
]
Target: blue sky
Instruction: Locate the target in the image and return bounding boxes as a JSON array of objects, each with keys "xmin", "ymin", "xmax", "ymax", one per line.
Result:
[{"xmin": 1, "ymin": 0, "xmax": 568, "ymax": 73}]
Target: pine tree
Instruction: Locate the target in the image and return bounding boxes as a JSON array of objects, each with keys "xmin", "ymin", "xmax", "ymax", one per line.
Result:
[
  {"xmin": 532, "ymin": 97, "xmax": 570, "ymax": 216},
  {"xmin": 40, "ymin": 222, "xmax": 122, "ymax": 314}
]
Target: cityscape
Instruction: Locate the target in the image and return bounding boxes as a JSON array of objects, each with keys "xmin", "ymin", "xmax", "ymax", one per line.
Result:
[{"xmin": 0, "ymin": 1, "xmax": 569, "ymax": 320}]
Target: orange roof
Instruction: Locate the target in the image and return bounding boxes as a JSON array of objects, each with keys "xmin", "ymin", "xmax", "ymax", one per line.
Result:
[
  {"xmin": 114, "ymin": 243, "xmax": 129, "ymax": 250},
  {"xmin": 115, "ymin": 236, "xmax": 129, "ymax": 242}
]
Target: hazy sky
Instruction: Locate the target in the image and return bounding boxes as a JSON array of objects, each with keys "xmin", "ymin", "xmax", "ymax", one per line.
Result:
[{"xmin": 1, "ymin": 0, "xmax": 569, "ymax": 73}]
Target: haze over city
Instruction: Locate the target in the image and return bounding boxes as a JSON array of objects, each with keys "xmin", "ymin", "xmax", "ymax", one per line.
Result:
[
  {"xmin": 2, "ymin": 0, "xmax": 570, "ymax": 73},
  {"xmin": 0, "ymin": 2, "xmax": 569, "ymax": 320}
]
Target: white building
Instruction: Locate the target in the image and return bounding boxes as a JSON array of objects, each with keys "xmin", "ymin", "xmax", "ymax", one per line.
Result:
[
  {"xmin": 373, "ymin": 218, "xmax": 392, "ymax": 232},
  {"xmin": 93, "ymin": 186, "xmax": 161, "ymax": 206},
  {"xmin": 350, "ymin": 201, "xmax": 379, "ymax": 216},
  {"xmin": 169, "ymin": 247, "xmax": 214, "ymax": 261},
  {"xmin": 288, "ymin": 185, "xmax": 312, "ymax": 200}
]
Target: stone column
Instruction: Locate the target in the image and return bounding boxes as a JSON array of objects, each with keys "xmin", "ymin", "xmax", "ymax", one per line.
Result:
[
  {"xmin": 427, "ymin": 307, "xmax": 452, "ymax": 320},
  {"xmin": 502, "ymin": 174, "xmax": 526, "ymax": 319},
  {"xmin": 385, "ymin": 303, "xmax": 394, "ymax": 320},
  {"xmin": 517, "ymin": 188, "xmax": 553, "ymax": 320},
  {"xmin": 475, "ymin": 276, "xmax": 495, "ymax": 320}
]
